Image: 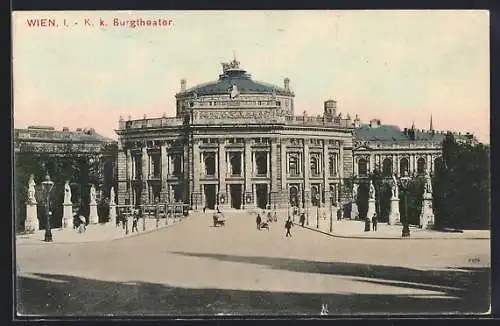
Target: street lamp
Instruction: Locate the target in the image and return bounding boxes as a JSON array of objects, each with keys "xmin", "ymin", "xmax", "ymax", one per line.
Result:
[
  {"xmin": 42, "ymin": 173, "xmax": 54, "ymax": 242},
  {"xmin": 400, "ymin": 171, "xmax": 411, "ymax": 237},
  {"xmin": 329, "ymin": 195, "xmax": 333, "ymax": 233},
  {"xmin": 316, "ymin": 194, "xmax": 320, "ymax": 229}
]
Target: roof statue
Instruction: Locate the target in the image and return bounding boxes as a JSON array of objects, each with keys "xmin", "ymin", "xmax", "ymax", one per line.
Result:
[
  {"xmin": 229, "ymin": 84, "xmax": 240, "ymax": 99},
  {"xmin": 221, "ymin": 54, "xmax": 241, "ymax": 73}
]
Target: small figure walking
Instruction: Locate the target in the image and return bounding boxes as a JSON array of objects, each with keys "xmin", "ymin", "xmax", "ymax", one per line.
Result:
[
  {"xmin": 132, "ymin": 211, "xmax": 139, "ymax": 233},
  {"xmin": 300, "ymin": 212, "xmax": 306, "ymax": 227},
  {"xmin": 256, "ymin": 214, "xmax": 262, "ymax": 230},
  {"xmin": 267, "ymin": 211, "xmax": 273, "ymax": 223},
  {"xmin": 372, "ymin": 213, "xmax": 378, "ymax": 231},
  {"xmin": 285, "ymin": 217, "xmax": 293, "ymax": 237},
  {"xmin": 273, "ymin": 211, "xmax": 278, "ymax": 222}
]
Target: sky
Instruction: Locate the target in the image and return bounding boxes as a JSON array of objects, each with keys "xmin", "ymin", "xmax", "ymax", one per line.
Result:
[{"xmin": 12, "ymin": 10, "xmax": 490, "ymax": 143}]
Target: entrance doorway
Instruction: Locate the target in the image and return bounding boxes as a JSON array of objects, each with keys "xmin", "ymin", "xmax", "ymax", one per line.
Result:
[
  {"xmin": 255, "ymin": 184, "xmax": 268, "ymax": 209},
  {"xmin": 204, "ymin": 185, "xmax": 216, "ymax": 209},
  {"xmin": 289, "ymin": 186, "xmax": 299, "ymax": 207},
  {"xmin": 230, "ymin": 184, "xmax": 242, "ymax": 209}
]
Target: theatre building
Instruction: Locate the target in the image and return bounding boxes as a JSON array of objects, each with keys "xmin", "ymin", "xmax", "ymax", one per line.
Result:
[
  {"xmin": 114, "ymin": 57, "xmax": 476, "ymax": 213},
  {"xmin": 115, "ymin": 58, "xmax": 355, "ymax": 210}
]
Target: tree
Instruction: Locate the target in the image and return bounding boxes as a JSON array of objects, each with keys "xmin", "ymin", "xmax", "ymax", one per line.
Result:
[{"xmin": 433, "ymin": 133, "xmax": 490, "ymax": 229}]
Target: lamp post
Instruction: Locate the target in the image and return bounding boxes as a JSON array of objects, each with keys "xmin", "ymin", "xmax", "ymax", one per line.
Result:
[
  {"xmin": 316, "ymin": 194, "xmax": 320, "ymax": 229},
  {"xmin": 329, "ymin": 195, "xmax": 333, "ymax": 233},
  {"xmin": 306, "ymin": 192, "xmax": 310, "ymax": 226},
  {"xmin": 42, "ymin": 173, "xmax": 54, "ymax": 242},
  {"xmin": 142, "ymin": 197, "xmax": 146, "ymax": 231},
  {"xmin": 400, "ymin": 171, "xmax": 411, "ymax": 237}
]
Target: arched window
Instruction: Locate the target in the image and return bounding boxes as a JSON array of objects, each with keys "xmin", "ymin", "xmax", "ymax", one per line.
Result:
[
  {"xmin": 400, "ymin": 158, "xmax": 409, "ymax": 176},
  {"xmin": 329, "ymin": 155, "xmax": 336, "ymax": 176},
  {"xmin": 289, "ymin": 186, "xmax": 299, "ymax": 206},
  {"xmin": 382, "ymin": 158, "xmax": 393, "ymax": 177},
  {"xmin": 310, "ymin": 157, "xmax": 319, "ymax": 176},
  {"xmin": 229, "ymin": 153, "xmax": 241, "ymax": 176},
  {"xmin": 289, "ymin": 155, "xmax": 299, "ymax": 176},
  {"xmin": 417, "ymin": 157, "xmax": 426, "ymax": 175},
  {"xmin": 358, "ymin": 158, "xmax": 368, "ymax": 176},
  {"xmin": 256, "ymin": 152, "xmax": 267, "ymax": 175},
  {"xmin": 204, "ymin": 154, "xmax": 216, "ymax": 176}
]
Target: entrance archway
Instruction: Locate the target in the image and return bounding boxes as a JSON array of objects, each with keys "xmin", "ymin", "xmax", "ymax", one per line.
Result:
[
  {"xmin": 378, "ymin": 183, "xmax": 392, "ymax": 222},
  {"xmin": 230, "ymin": 184, "xmax": 242, "ymax": 209},
  {"xmin": 204, "ymin": 184, "xmax": 216, "ymax": 209},
  {"xmin": 255, "ymin": 184, "xmax": 268, "ymax": 209},
  {"xmin": 289, "ymin": 186, "xmax": 299, "ymax": 207}
]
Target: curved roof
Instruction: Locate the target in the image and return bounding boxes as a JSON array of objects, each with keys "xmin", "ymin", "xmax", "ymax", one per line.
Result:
[{"xmin": 177, "ymin": 66, "xmax": 293, "ymax": 97}]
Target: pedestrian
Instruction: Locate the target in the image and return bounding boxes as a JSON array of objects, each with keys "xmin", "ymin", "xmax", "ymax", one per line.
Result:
[
  {"xmin": 372, "ymin": 213, "xmax": 378, "ymax": 231},
  {"xmin": 273, "ymin": 211, "xmax": 278, "ymax": 222},
  {"xmin": 256, "ymin": 214, "xmax": 262, "ymax": 230},
  {"xmin": 285, "ymin": 217, "xmax": 293, "ymax": 237},
  {"xmin": 300, "ymin": 212, "xmax": 305, "ymax": 227},
  {"xmin": 337, "ymin": 206, "xmax": 342, "ymax": 221},
  {"xmin": 203, "ymin": 206, "xmax": 206, "ymax": 213},
  {"xmin": 132, "ymin": 210, "xmax": 139, "ymax": 233},
  {"xmin": 267, "ymin": 211, "xmax": 272, "ymax": 223}
]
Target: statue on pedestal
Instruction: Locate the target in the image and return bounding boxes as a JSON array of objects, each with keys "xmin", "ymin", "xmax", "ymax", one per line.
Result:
[
  {"xmin": 352, "ymin": 183, "xmax": 358, "ymax": 201},
  {"xmin": 424, "ymin": 171, "xmax": 433, "ymax": 195},
  {"xmin": 90, "ymin": 185, "xmax": 97, "ymax": 204},
  {"xmin": 110, "ymin": 187, "xmax": 116, "ymax": 205},
  {"xmin": 64, "ymin": 181, "xmax": 72, "ymax": 205},
  {"xmin": 369, "ymin": 180, "xmax": 376, "ymax": 199},
  {"xmin": 27, "ymin": 174, "xmax": 36, "ymax": 204},
  {"xmin": 391, "ymin": 174, "xmax": 399, "ymax": 198}
]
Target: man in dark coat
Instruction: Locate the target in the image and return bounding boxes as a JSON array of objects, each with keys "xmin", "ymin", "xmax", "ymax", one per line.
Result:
[
  {"xmin": 285, "ymin": 217, "xmax": 293, "ymax": 237},
  {"xmin": 256, "ymin": 214, "xmax": 262, "ymax": 230},
  {"xmin": 300, "ymin": 212, "xmax": 306, "ymax": 227},
  {"xmin": 372, "ymin": 213, "xmax": 378, "ymax": 231}
]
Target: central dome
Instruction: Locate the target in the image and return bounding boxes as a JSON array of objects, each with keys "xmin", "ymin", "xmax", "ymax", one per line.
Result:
[{"xmin": 177, "ymin": 58, "xmax": 293, "ymax": 97}]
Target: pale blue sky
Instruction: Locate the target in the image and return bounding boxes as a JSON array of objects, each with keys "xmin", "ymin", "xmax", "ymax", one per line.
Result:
[{"xmin": 13, "ymin": 10, "xmax": 489, "ymax": 142}]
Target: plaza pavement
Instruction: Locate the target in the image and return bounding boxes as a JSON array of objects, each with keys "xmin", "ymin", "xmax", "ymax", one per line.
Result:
[
  {"xmin": 16, "ymin": 217, "xmax": 185, "ymax": 245},
  {"xmin": 15, "ymin": 210, "xmax": 490, "ymax": 316}
]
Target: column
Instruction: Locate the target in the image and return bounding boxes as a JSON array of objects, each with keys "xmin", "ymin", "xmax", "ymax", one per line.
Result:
[
  {"xmin": 392, "ymin": 154, "xmax": 397, "ymax": 176},
  {"xmin": 192, "ymin": 140, "xmax": 201, "ymax": 210},
  {"xmin": 244, "ymin": 139, "xmax": 253, "ymax": 207},
  {"xmin": 409, "ymin": 154, "xmax": 415, "ymax": 176},
  {"xmin": 396, "ymin": 154, "xmax": 400, "ymax": 176},
  {"xmin": 126, "ymin": 149, "xmax": 133, "ymax": 204},
  {"xmin": 141, "ymin": 145, "xmax": 149, "ymax": 204},
  {"xmin": 339, "ymin": 144, "xmax": 345, "ymax": 206},
  {"xmin": 323, "ymin": 141, "xmax": 329, "ymax": 205},
  {"xmin": 369, "ymin": 153, "xmax": 375, "ymax": 173},
  {"xmin": 303, "ymin": 140, "xmax": 310, "ymax": 207},
  {"xmin": 218, "ymin": 140, "xmax": 228, "ymax": 208},
  {"xmin": 427, "ymin": 154, "xmax": 433, "ymax": 173},
  {"xmin": 267, "ymin": 151, "xmax": 271, "ymax": 178},
  {"xmin": 160, "ymin": 143, "xmax": 168, "ymax": 202},
  {"xmin": 280, "ymin": 141, "xmax": 287, "ymax": 191},
  {"xmin": 270, "ymin": 139, "xmax": 278, "ymax": 208}
]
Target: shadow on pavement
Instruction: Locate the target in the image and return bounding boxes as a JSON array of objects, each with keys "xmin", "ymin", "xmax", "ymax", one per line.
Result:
[{"xmin": 16, "ymin": 254, "xmax": 490, "ymax": 316}]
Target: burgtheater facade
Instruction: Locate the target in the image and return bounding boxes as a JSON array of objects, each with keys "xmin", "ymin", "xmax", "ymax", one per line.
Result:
[{"xmin": 115, "ymin": 58, "xmax": 472, "ymax": 212}]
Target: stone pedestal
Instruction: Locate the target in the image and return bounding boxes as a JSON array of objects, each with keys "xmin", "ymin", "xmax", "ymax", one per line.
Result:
[
  {"xmin": 89, "ymin": 203, "xmax": 99, "ymax": 224},
  {"xmin": 388, "ymin": 197, "xmax": 400, "ymax": 225},
  {"xmin": 350, "ymin": 201, "xmax": 358, "ymax": 220},
  {"xmin": 62, "ymin": 203, "xmax": 74, "ymax": 229},
  {"xmin": 420, "ymin": 193, "xmax": 435, "ymax": 229},
  {"xmin": 108, "ymin": 203, "xmax": 117, "ymax": 225},
  {"xmin": 367, "ymin": 198, "xmax": 376, "ymax": 221},
  {"xmin": 24, "ymin": 203, "xmax": 39, "ymax": 233}
]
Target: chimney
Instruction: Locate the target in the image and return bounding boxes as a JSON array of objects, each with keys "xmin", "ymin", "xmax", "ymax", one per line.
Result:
[
  {"xmin": 181, "ymin": 79, "xmax": 187, "ymax": 92},
  {"xmin": 62, "ymin": 127, "xmax": 69, "ymax": 132},
  {"xmin": 284, "ymin": 77, "xmax": 290, "ymax": 91}
]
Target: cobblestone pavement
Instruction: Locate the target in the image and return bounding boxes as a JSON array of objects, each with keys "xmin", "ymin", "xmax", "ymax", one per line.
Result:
[{"xmin": 15, "ymin": 211, "xmax": 490, "ymax": 316}]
